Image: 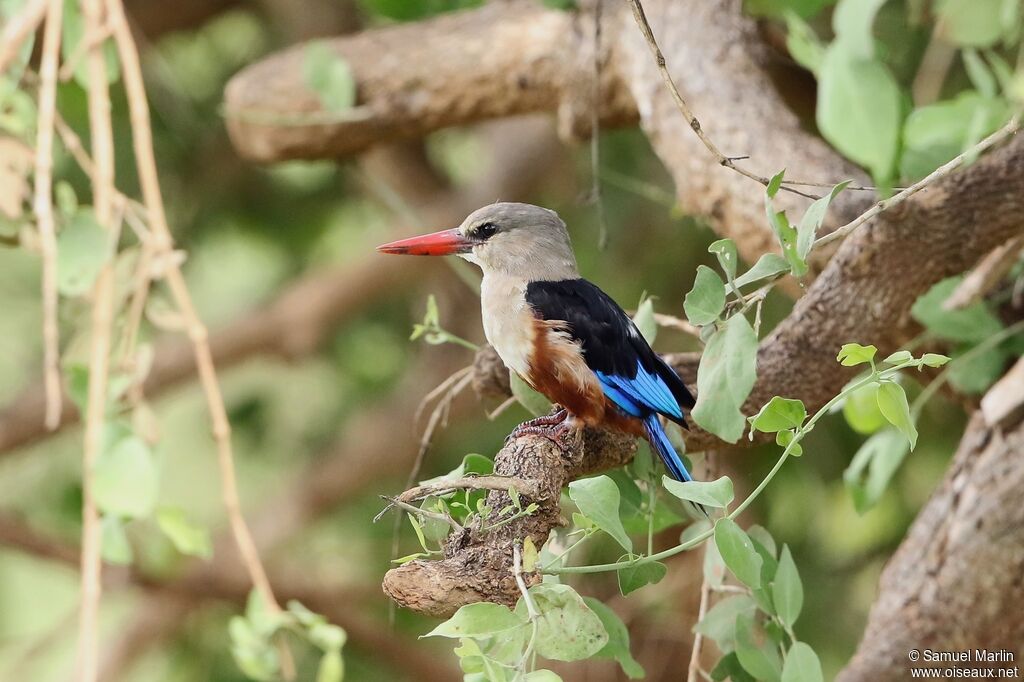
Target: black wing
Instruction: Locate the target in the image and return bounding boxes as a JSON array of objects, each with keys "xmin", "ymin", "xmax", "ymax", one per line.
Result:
[{"xmin": 525, "ymin": 278, "xmax": 695, "ymax": 424}]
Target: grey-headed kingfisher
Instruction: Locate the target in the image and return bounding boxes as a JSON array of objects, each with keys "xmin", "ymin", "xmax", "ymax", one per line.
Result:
[{"xmin": 377, "ymin": 203, "xmax": 697, "ymax": 483}]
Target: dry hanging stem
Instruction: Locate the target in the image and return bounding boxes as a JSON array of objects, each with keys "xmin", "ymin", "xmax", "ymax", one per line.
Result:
[
  {"xmin": 104, "ymin": 0, "xmax": 280, "ymax": 619},
  {"xmin": 32, "ymin": 0, "xmax": 63, "ymax": 432},
  {"xmin": 77, "ymin": 0, "xmax": 117, "ymax": 678},
  {"xmin": 0, "ymin": 0, "xmax": 47, "ymax": 74}
]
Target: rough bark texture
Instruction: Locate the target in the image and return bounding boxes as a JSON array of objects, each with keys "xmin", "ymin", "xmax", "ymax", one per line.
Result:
[
  {"xmin": 224, "ymin": 1, "xmax": 637, "ymax": 161},
  {"xmin": 383, "ymin": 427, "xmax": 637, "ymax": 616},
  {"xmin": 837, "ymin": 411, "xmax": 1024, "ymax": 681}
]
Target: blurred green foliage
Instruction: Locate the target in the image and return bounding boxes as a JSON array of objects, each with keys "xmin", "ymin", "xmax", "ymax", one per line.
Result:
[{"xmin": 0, "ymin": 0, "xmax": 1016, "ymax": 679}]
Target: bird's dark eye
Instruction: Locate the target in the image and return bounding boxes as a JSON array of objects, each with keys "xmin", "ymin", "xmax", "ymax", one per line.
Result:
[{"xmin": 474, "ymin": 222, "xmax": 498, "ymax": 240}]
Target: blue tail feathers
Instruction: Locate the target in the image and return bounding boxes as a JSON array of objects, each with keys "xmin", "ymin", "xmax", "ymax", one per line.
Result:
[{"xmin": 643, "ymin": 413, "xmax": 692, "ymax": 482}]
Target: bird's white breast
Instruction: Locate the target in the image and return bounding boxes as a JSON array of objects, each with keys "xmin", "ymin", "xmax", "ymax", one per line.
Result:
[{"xmin": 480, "ymin": 273, "xmax": 535, "ymax": 378}]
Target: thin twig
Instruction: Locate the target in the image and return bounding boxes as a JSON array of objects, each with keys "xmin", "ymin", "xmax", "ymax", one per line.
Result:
[
  {"xmin": 687, "ymin": 453, "xmax": 716, "ymax": 682},
  {"xmin": 32, "ymin": 0, "xmax": 63, "ymax": 431},
  {"xmin": 513, "ymin": 543, "xmax": 540, "ymax": 674},
  {"xmin": 394, "ymin": 475, "xmax": 542, "ymax": 507},
  {"xmin": 652, "ymin": 312, "xmax": 701, "ymax": 338},
  {"xmin": 623, "ymin": 0, "xmax": 820, "ymax": 201},
  {"xmin": 77, "ymin": 0, "xmax": 117, "ymax": 678},
  {"xmin": 815, "ymin": 115, "xmax": 1022, "ymax": 249},
  {"xmin": 381, "ymin": 496, "xmax": 464, "ymax": 533},
  {"xmin": 0, "ymin": 0, "xmax": 47, "ymax": 75}
]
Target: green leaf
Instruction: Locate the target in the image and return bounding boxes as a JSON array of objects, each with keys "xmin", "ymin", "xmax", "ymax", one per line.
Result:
[
  {"xmin": 882, "ymin": 350, "xmax": 913, "ymax": 365},
  {"xmin": 876, "ymin": 382, "xmax": 917, "ymax": 449},
  {"xmin": 843, "ymin": 428, "xmax": 910, "ymax": 513},
  {"xmin": 782, "ymin": 642, "xmax": 824, "ymax": 682},
  {"xmin": 424, "ymin": 603, "xmax": 526, "ymax": 639},
  {"xmin": 701, "ymin": 528, "xmax": 727, "ymax": 588},
  {"xmin": 684, "ymin": 266, "xmax": 727, "ymax": 326},
  {"xmin": 101, "ymin": 515, "xmax": 133, "ymax": 565},
  {"xmin": 735, "ymin": 611, "xmax": 782, "ymax": 682},
  {"xmin": 692, "ymin": 315, "xmax": 759, "ymax": 443},
  {"xmin": 515, "ymin": 584, "xmax": 608, "ymax": 662},
  {"xmin": 57, "ymin": 208, "xmax": 112, "ymax": 297},
  {"xmin": 767, "ymin": 170, "xmax": 786, "ymax": 197},
  {"xmin": 816, "ymin": 44, "xmax": 901, "ymax": 183},
  {"xmin": 633, "ymin": 295, "xmax": 658, "ymax": 345},
  {"xmin": 662, "ymin": 475, "xmax": 734, "ymax": 508},
  {"xmin": 795, "ymin": 181, "xmax": 850, "ymax": 260},
  {"xmin": 316, "ymin": 650, "xmax": 344, "ymax": 682},
  {"xmin": 712, "ymin": 652, "xmax": 756, "ymax": 682},
  {"xmin": 901, "ymin": 92, "xmax": 1010, "ymax": 180},
  {"xmin": 524, "ymin": 671, "xmax": 563, "ymax": 682},
  {"xmin": 948, "ymin": 344, "xmax": 1008, "ymax": 394},
  {"xmin": 785, "ymin": 12, "xmax": 825, "ymax": 73},
  {"xmin": 920, "ymin": 353, "xmax": 951, "ymax": 368},
  {"xmin": 694, "ymin": 594, "xmax": 757, "ymax": 653},
  {"xmin": 842, "ymin": 383, "xmax": 887, "ymax": 435},
  {"xmin": 937, "ymin": 0, "xmax": 1017, "ymax": 47},
  {"xmin": 584, "ymin": 598, "xmax": 645, "ymax": 679},
  {"xmin": 832, "ymin": 0, "xmax": 889, "ymax": 59},
  {"xmin": 775, "ymin": 429, "xmax": 803, "ymax": 456},
  {"xmin": 773, "ymin": 545, "xmax": 804, "ymax": 628},
  {"xmin": 963, "ymin": 50, "xmax": 998, "ymax": 98},
  {"xmin": 734, "ymin": 253, "xmax": 791, "ymax": 289},
  {"xmin": 568, "ymin": 476, "xmax": 632, "ymax": 553},
  {"xmin": 157, "ymin": 507, "xmax": 213, "ymax": 559},
  {"xmin": 94, "ymin": 434, "xmax": 159, "ymax": 519},
  {"xmin": 748, "ymin": 397, "xmax": 807, "ymax": 434},
  {"xmin": 617, "ymin": 559, "xmax": 667, "ymax": 596},
  {"xmin": 708, "ymin": 239, "xmax": 739, "ymax": 281},
  {"xmin": 509, "ymin": 373, "xmax": 552, "ymax": 417},
  {"xmin": 302, "ymin": 42, "xmax": 357, "ymax": 113},
  {"xmin": 837, "ymin": 343, "xmax": 877, "ymax": 367},
  {"xmin": 714, "ymin": 518, "xmax": 763, "ymax": 590},
  {"xmin": 912, "ymin": 277, "xmax": 1005, "ymax": 343},
  {"xmin": 747, "ymin": 525, "xmax": 777, "ymax": 559}
]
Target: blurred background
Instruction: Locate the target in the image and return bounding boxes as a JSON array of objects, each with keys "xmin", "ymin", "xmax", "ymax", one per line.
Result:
[{"xmin": 0, "ymin": 0, "xmax": 1004, "ymax": 679}]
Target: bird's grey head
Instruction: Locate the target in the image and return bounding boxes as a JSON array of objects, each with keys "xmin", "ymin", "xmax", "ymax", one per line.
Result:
[{"xmin": 457, "ymin": 203, "xmax": 578, "ymax": 281}]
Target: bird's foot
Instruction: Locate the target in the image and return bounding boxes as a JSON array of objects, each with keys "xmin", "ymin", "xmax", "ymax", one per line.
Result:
[{"xmin": 505, "ymin": 410, "xmax": 577, "ymax": 456}]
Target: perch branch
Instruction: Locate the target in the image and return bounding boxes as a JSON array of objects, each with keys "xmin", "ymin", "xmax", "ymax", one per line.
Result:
[{"xmin": 944, "ymin": 234, "xmax": 1024, "ymax": 311}]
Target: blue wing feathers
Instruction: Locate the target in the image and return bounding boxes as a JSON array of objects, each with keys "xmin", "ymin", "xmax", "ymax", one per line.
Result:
[{"xmin": 643, "ymin": 413, "xmax": 693, "ymax": 482}]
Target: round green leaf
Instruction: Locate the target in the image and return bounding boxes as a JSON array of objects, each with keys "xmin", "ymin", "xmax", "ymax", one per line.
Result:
[
  {"xmin": 515, "ymin": 584, "xmax": 608, "ymax": 662},
  {"xmin": 568, "ymin": 476, "xmax": 632, "ymax": 553},
  {"xmin": 748, "ymin": 397, "xmax": 807, "ymax": 434},
  {"xmin": 57, "ymin": 209, "xmax": 111, "ymax": 297},
  {"xmin": 662, "ymin": 475, "xmax": 734, "ymax": 508},
  {"xmin": 423, "ymin": 602, "xmax": 526, "ymax": 639},
  {"xmin": 617, "ymin": 559, "xmax": 667, "ymax": 596},
  {"xmin": 684, "ymin": 265, "xmax": 727, "ymax": 326},
  {"xmin": 842, "ymin": 383, "xmax": 887, "ymax": 435},
  {"xmin": 692, "ymin": 315, "xmax": 758, "ymax": 443}
]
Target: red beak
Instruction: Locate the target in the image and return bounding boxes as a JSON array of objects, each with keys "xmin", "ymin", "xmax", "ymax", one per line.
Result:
[{"xmin": 376, "ymin": 228, "xmax": 473, "ymax": 256}]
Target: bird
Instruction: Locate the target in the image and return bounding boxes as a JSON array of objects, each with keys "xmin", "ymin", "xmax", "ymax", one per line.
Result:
[{"xmin": 376, "ymin": 202, "xmax": 698, "ymax": 484}]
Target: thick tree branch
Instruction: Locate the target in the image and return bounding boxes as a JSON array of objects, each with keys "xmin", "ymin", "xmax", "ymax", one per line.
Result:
[
  {"xmin": 223, "ymin": 0, "xmax": 636, "ymax": 162},
  {"xmin": 837, "ymin": 410, "xmax": 1024, "ymax": 681}
]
